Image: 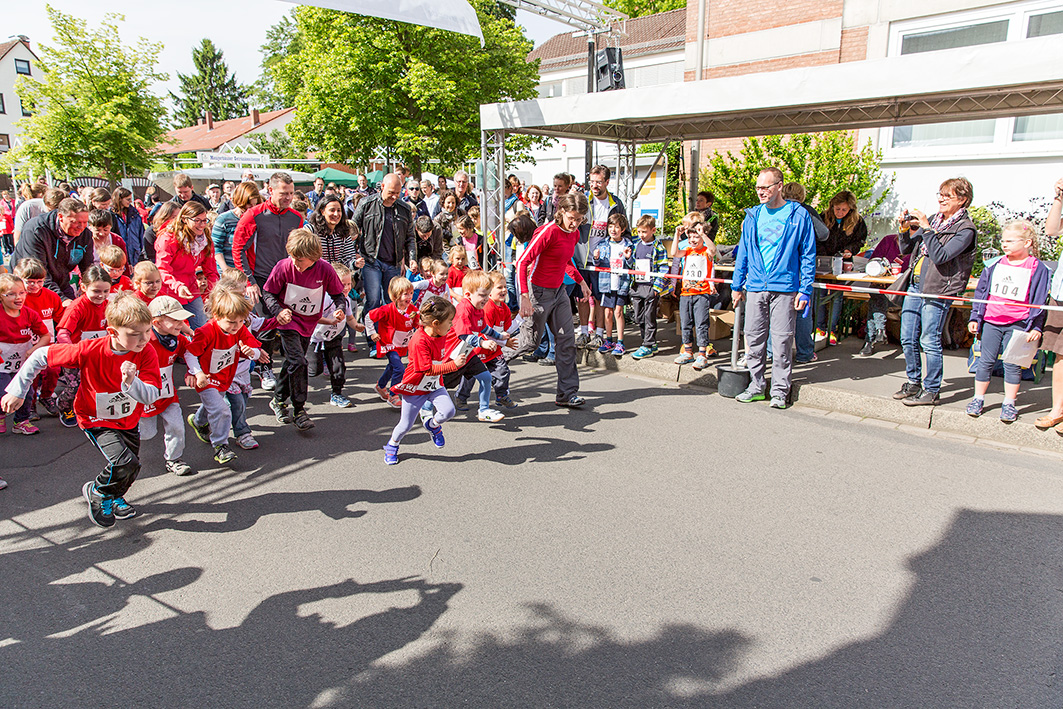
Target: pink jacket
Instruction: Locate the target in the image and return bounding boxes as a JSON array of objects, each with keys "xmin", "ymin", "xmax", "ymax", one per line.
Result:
[{"xmin": 155, "ymin": 231, "xmax": 219, "ymax": 304}]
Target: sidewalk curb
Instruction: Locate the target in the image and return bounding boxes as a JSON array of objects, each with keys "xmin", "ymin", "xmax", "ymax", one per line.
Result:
[{"xmin": 578, "ymin": 348, "xmax": 1063, "ymax": 456}]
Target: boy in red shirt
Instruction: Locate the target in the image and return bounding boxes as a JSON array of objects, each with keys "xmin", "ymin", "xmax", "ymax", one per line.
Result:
[
  {"xmin": 184, "ymin": 287, "xmax": 265, "ymax": 466},
  {"xmin": 100, "ymin": 245, "xmax": 133, "ymax": 296},
  {"xmin": 365, "ymin": 276, "xmax": 418, "ymax": 409},
  {"xmin": 449, "ymin": 270, "xmax": 515, "ymax": 423},
  {"xmin": 479, "ymin": 271, "xmax": 517, "ymax": 409},
  {"xmin": 0, "ymin": 274, "xmax": 51, "ymax": 436},
  {"xmin": 140, "ymin": 296, "xmax": 195, "ymax": 477},
  {"xmin": 55, "ymin": 265, "xmax": 113, "ymax": 427},
  {"xmin": 2, "ymin": 292, "xmax": 161, "ymax": 526},
  {"xmin": 384, "ymin": 297, "xmax": 467, "ymax": 465},
  {"xmin": 261, "ymin": 228, "xmax": 346, "ymax": 430},
  {"xmin": 15, "ymin": 257, "xmax": 63, "ymax": 418}
]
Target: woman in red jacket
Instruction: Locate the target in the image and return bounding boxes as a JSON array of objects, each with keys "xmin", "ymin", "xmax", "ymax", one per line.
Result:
[{"xmin": 155, "ymin": 202, "xmax": 218, "ymax": 329}]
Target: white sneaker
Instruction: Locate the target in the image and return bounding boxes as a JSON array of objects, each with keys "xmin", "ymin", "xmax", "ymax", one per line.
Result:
[
  {"xmin": 236, "ymin": 433, "xmax": 259, "ymax": 450},
  {"xmin": 477, "ymin": 408, "xmax": 505, "ymax": 423},
  {"xmin": 258, "ymin": 368, "xmax": 276, "ymax": 391}
]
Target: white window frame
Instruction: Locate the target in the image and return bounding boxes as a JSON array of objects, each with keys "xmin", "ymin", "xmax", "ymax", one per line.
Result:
[{"xmin": 882, "ymin": 0, "xmax": 1063, "ymax": 161}]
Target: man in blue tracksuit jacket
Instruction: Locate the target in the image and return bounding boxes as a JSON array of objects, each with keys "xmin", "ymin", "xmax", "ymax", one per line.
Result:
[{"xmin": 732, "ymin": 167, "xmax": 816, "ymax": 407}]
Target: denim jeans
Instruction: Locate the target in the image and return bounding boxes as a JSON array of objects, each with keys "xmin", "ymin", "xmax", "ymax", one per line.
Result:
[
  {"xmin": 815, "ymin": 293, "xmax": 844, "ymax": 335},
  {"xmin": 377, "ymin": 351, "xmax": 406, "ymax": 389},
  {"xmin": 534, "ymin": 325, "xmax": 556, "ymax": 359},
  {"xmin": 185, "ymin": 297, "xmax": 207, "ymax": 330},
  {"xmin": 362, "ymin": 259, "xmax": 403, "ymax": 345},
  {"xmin": 226, "ymin": 391, "xmax": 252, "ymax": 437},
  {"xmin": 900, "ymin": 284, "xmax": 951, "ymax": 393}
]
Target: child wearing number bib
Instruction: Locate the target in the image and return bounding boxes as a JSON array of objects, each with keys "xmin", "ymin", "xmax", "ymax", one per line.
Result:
[
  {"xmin": 2, "ymin": 293, "xmax": 161, "ymax": 527},
  {"xmin": 591, "ymin": 213, "xmax": 635, "ymax": 358},
  {"xmin": 307, "ymin": 262, "xmax": 365, "ymax": 409},
  {"xmin": 0, "ymin": 274, "xmax": 50, "ymax": 436},
  {"xmin": 366, "ymin": 276, "xmax": 419, "ymax": 409},
  {"xmin": 261, "ymin": 229, "xmax": 348, "ymax": 431},
  {"xmin": 672, "ymin": 228, "xmax": 718, "ymax": 370},
  {"xmin": 628, "ymin": 215, "xmax": 670, "ymax": 360},
  {"xmin": 966, "ymin": 220, "xmax": 1050, "ymax": 423},
  {"xmin": 55, "ymin": 266, "xmax": 113, "ymax": 427},
  {"xmin": 16, "ymin": 257, "xmax": 64, "ymax": 418},
  {"xmin": 139, "ymin": 296, "xmax": 196, "ymax": 477},
  {"xmin": 450, "ymin": 270, "xmax": 516, "ymax": 422}
]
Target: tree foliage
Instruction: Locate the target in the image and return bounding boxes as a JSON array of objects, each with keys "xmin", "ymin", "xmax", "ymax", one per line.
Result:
[
  {"xmin": 1, "ymin": 6, "xmax": 169, "ymax": 188},
  {"xmin": 170, "ymin": 38, "xmax": 249, "ymax": 128},
  {"xmin": 702, "ymin": 132, "xmax": 894, "ymax": 244},
  {"xmin": 253, "ymin": 11, "xmax": 302, "ymax": 112},
  {"xmin": 603, "ymin": 0, "xmax": 685, "ymax": 18},
  {"xmin": 270, "ymin": 0, "xmax": 542, "ymax": 176},
  {"xmin": 247, "ymin": 129, "xmax": 306, "ymax": 171}
]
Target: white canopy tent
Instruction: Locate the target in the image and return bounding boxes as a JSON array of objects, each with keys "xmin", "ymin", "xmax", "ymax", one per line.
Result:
[{"xmin": 478, "ymin": 37, "xmax": 1063, "ymax": 250}]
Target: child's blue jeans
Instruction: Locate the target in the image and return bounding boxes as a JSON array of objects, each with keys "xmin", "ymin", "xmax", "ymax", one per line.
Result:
[{"xmin": 378, "ymin": 351, "xmax": 406, "ymax": 389}]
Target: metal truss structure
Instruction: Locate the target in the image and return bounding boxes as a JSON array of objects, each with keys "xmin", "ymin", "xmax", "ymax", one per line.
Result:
[
  {"xmin": 481, "ymin": 129, "xmax": 506, "ymax": 270},
  {"xmin": 497, "ymin": 0, "xmax": 626, "ymax": 34}
]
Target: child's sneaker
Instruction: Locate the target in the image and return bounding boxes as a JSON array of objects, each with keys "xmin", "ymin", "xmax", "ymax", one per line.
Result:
[
  {"xmin": 387, "ymin": 394, "xmax": 402, "ymax": 409},
  {"xmin": 423, "ymin": 419, "xmax": 446, "ymax": 448},
  {"xmin": 258, "ymin": 367, "xmax": 276, "ymax": 391},
  {"xmin": 814, "ymin": 328, "xmax": 827, "ymax": 342},
  {"xmin": 575, "ymin": 332, "xmax": 590, "ymax": 349},
  {"xmin": 293, "ymin": 410, "xmax": 315, "ymax": 430},
  {"xmin": 597, "ymin": 339, "xmax": 613, "ymax": 354},
  {"xmin": 166, "ymin": 459, "xmax": 196, "ymax": 476},
  {"xmin": 330, "ymin": 393, "xmax": 353, "ymax": 408},
  {"xmin": 705, "ymin": 344, "xmax": 718, "ymax": 357},
  {"xmin": 736, "ymin": 387, "xmax": 767, "ymax": 403},
  {"xmin": 965, "ymin": 398, "xmax": 984, "ymax": 417},
  {"xmin": 0, "ymin": 478, "xmax": 7, "ymax": 490},
  {"xmin": 630, "ymin": 345, "xmax": 653, "ymax": 360},
  {"xmin": 112, "ymin": 496, "xmax": 137, "ymax": 520},
  {"xmin": 612, "ymin": 342, "xmax": 625, "ymax": 357},
  {"xmin": 383, "ymin": 442, "xmax": 399, "ymax": 465},
  {"xmin": 60, "ymin": 409, "xmax": 78, "ymax": 428},
  {"xmin": 454, "ymin": 397, "xmax": 470, "ymax": 412},
  {"xmin": 40, "ymin": 396, "xmax": 62, "ymax": 417},
  {"xmin": 691, "ymin": 355, "xmax": 710, "ymax": 371},
  {"xmin": 651, "ymin": 343, "xmax": 659, "ymax": 354},
  {"xmin": 187, "ymin": 413, "xmax": 211, "ymax": 443},
  {"xmin": 82, "ymin": 481, "xmax": 114, "ymax": 528},
  {"xmin": 270, "ymin": 399, "xmax": 293, "ymax": 424},
  {"xmin": 27, "ymin": 409, "xmax": 40, "ymax": 422},
  {"xmin": 478, "ymin": 408, "xmax": 505, "ymax": 423},
  {"xmin": 1000, "ymin": 402, "xmax": 1019, "ymax": 423},
  {"xmin": 0, "ymin": 417, "xmax": 7, "ymax": 434},
  {"xmin": 346, "ymin": 344, "xmax": 358, "ymax": 353},
  {"xmin": 213, "ymin": 444, "xmax": 237, "ymax": 466},
  {"xmin": 496, "ymin": 394, "xmax": 517, "ymax": 409},
  {"xmin": 828, "ymin": 333, "xmax": 838, "ymax": 346},
  {"xmin": 674, "ymin": 351, "xmax": 695, "ymax": 365},
  {"xmin": 588, "ymin": 333, "xmax": 604, "ymax": 350},
  {"xmin": 374, "ymin": 384, "xmax": 389, "ymax": 401},
  {"xmin": 235, "ymin": 433, "xmax": 259, "ymax": 450},
  {"xmin": 12, "ymin": 421, "xmax": 40, "ymax": 435}
]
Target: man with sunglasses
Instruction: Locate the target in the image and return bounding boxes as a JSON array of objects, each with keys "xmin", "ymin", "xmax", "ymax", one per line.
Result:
[
  {"xmin": 12, "ymin": 198, "xmax": 94, "ymax": 305},
  {"xmin": 403, "ymin": 179, "xmax": 430, "ymax": 219}
]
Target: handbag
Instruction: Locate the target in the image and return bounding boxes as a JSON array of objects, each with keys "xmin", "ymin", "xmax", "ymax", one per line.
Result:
[{"xmin": 886, "ymin": 267, "xmax": 912, "ymax": 307}]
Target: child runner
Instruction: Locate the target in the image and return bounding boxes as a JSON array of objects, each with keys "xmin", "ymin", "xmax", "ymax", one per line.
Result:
[
  {"xmin": 481, "ymin": 270, "xmax": 517, "ymax": 409},
  {"xmin": 451, "ymin": 270, "xmax": 514, "ymax": 422},
  {"xmin": 446, "ymin": 245, "xmax": 471, "ymax": 300},
  {"xmin": 673, "ymin": 223, "xmax": 718, "ymax": 370},
  {"xmin": 456, "ymin": 214, "xmax": 482, "ymax": 270},
  {"xmin": 966, "ymin": 220, "xmax": 1050, "ymax": 422},
  {"xmin": 100, "ymin": 245, "xmax": 133, "ymax": 296},
  {"xmin": 184, "ymin": 287, "xmax": 266, "ymax": 465},
  {"xmin": 0, "ymin": 273, "xmax": 51, "ymax": 435},
  {"xmin": 261, "ymin": 228, "xmax": 347, "ymax": 430},
  {"xmin": 139, "ymin": 296, "xmax": 196, "ymax": 475},
  {"xmin": 17, "ymin": 257, "xmax": 64, "ymax": 417},
  {"xmin": 55, "ymin": 266, "xmax": 113, "ymax": 427},
  {"xmin": 2, "ymin": 292, "xmax": 161, "ymax": 526},
  {"xmin": 629, "ymin": 215, "xmax": 670, "ymax": 360},
  {"xmin": 307, "ymin": 262, "xmax": 364, "ymax": 408},
  {"xmin": 365, "ymin": 277, "xmax": 418, "ymax": 409},
  {"xmin": 591, "ymin": 213, "xmax": 635, "ymax": 357},
  {"xmin": 131, "ymin": 261, "xmax": 163, "ymax": 306},
  {"xmin": 413, "ymin": 259, "xmax": 452, "ymax": 304},
  {"xmin": 384, "ymin": 297, "xmax": 467, "ymax": 465}
]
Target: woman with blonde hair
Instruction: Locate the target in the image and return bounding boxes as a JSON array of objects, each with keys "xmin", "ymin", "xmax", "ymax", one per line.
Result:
[
  {"xmin": 155, "ymin": 201, "xmax": 219, "ymax": 328},
  {"xmin": 211, "ymin": 181, "xmax": 261, "ymax": 270}
]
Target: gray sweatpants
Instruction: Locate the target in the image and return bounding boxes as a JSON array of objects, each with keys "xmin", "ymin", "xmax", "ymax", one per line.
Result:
[
  {"xmin": 139, "ymin": 401, "xmax": 185, "ymax": 461},
  {"xmin": 513, "ymin": 284, "xmax": 579, "ymax": 402},
  {"xmin": 744, "ymin": 290, "xmax": 798, "ymax": 399},
  {"xmin": 193, "ymin": 387, "xmax": 232, "ymax": 447}
]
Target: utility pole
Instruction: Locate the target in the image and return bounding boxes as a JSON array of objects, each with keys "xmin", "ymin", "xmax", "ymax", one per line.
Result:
[{"xmin": 585, "ymin": 33, "xmax": 595, "ymax": 186}]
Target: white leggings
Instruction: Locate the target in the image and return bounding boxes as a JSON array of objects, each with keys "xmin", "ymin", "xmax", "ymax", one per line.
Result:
[{"xmin": 138, "ymin": 401, "xmax": 185, "ymax": 461}]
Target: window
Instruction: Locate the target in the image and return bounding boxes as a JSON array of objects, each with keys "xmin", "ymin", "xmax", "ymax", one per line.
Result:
[
  {"xmin": 14, "ymin": 58, "xmax": 30, "ymax": 76},
  {"xmin": 0, "ymin": 93, "xmax": 5, "ymax": 115},
  {"xmin": 1028, "ymin": 10, "xmax": 1063, "ymax": 37},
  {"xmin": 0, "ymin": 134, "xmax": 9, "ymax": 152},
  {"xmin": 892, "ymin": 119, "xmax": 997, "ymax": 148},
  {"xmin": 1014, "ymin": 113, "xmax": 1063, "ymax": 141},
  {"xmin": 538, "ymin": 81, "xmax": 562, "ymax": 99},
  {"xmin": 562, "ymin": 77, "xmax": 587, "ymax": 96},
  {"xmin": 20, "ymin": 99, "xmax": 31, "ymax": 117},
  {"xmin": 900, "ymin": 20, "xmax": 1009, "ymax": 54}
]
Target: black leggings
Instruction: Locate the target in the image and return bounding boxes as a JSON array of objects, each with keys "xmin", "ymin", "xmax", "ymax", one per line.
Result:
[
  {"xmin": 84, "ymin": 426, "xmax": 141, "ymax": 498},
  {"xmin": 308, "ymin": 336, "xmax": 347, "ymax": 395}
]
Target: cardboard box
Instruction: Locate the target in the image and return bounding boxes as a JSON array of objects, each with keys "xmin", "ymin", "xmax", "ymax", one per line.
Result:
[{"xmin": 707, "ymin": 309, "xmax": 735, "ymax": 341}]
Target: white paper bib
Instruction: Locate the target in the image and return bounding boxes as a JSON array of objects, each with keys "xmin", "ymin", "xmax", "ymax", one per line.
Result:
[
  {"xmin": 635, "ymin": 258, "xmax": 651, "ymax": 284},
  {"xmin": 209, "ymin": 345, "xmax": 237, "ymax": 373},
  {"xmin": 158, "ymin": 365, "xmax": 175, "ymax": 399},
  {"xmin": 990, "ymin": 262, "xmax": 1032, "ymax": 302},
  {"xmin": 683, "ymin": 254, "xmax": 709, "ymax": 283},
  {"xmin": 393, "ymin": 330, "xmax": 412, "ymax": 348},
  {"xmin": 95, "ymin": 390, "xmax": 134, "ymax": 420},
  {"xmin": 0, "ymin": 341, "xmax": 32, "ymax": 374},
  {"xmin": 283, "ymin": 283, "xmax": 324, "ymax": 317}
]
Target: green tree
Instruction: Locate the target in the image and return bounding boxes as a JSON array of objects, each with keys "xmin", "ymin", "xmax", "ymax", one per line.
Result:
[
  {"xmin": 1, "ymin": 6, "xmax": 169, "ymax": 188},
  {"xmin": 702, "ymin": 132, "xmax": 894, "ymax": 244},
  {"xmin": 171, "ymin": 38, "xmax": 249, "ymax": 128},
  {"xmin": 253, "ymin": 11, "xmax": 302, "ymax": 111},
  {"xmin": 272, "ymin": 0, "xmax": 542, "ymax": 177},
  {"xmin": 247, "ymin": 129, "xmax": 305, "ymax": 170},
  {"xmin": 603, "ymin": 0, "xmax": 685, "ymax": 18}
]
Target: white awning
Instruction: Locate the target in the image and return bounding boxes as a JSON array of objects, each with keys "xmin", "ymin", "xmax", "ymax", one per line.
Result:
[{"xmin": 481, "ymin": 36, "xmax": 1063, "ymax": 142}]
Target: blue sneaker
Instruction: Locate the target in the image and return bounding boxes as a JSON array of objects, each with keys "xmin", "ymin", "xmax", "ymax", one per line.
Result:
[
  {"xmin": 383, "ymin": 442, "xmax": 399, "ymax": 465},
  {"xmin": 650, "ymin": 344, "xmax": 659, "ymax": 354},
  {"xmin": 597, "ymin": 339, "xmax": 614, "ymax": 354},
  {"xmin": 1000, "ymin": 402, "xmax": 1018, "ymax": 423},
  {"xmin": 423, "ymin": 419, "xmax": 446, "ymax": 448},
  {"xmin": 496, "ymin": 394, "xmax": 517, "ymax": 409},
  {"xmin": 82, "ymin": 481, "xmax": 114, "ymax": 528},
  {"xmin": 112, "ymin": 497, "xmax": 137, "ymax": 520},
  {"xmin": 630, "ymin": 346, "xmax": 653, "ymax": 360},
  {"xmin": 611, "ymin": 342, "xmax": 625, "ymax": 357},
  {"xmin": 965, "ymin": 398, "xmax": 984, "ymax": 417},
  {"xmin": 330, "ymin": 393, "xmax": 353, "ymax": 408}
]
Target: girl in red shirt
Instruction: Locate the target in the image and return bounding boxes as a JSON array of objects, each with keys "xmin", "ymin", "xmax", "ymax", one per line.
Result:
[
  {"xmin": 55, "ymin": 266, "xmax": 113, "ymax": 427},
  {"xmin": 0, "ymin": 274, "xmax": 50, "ymax": 436},
  {"xmin": 365, "ymin": 277, "xmax": 418, "ymax": 409},
  {"xmin": 384, "ymin": 296, "xmax": 468, "ymax": 465},
  {"xmin": 15, "ymin": 257, "xmax": 64, "ymax": 417},
  {"xmin": 446, "ymin": 245, "xmax": 471, "ymax": 300}
]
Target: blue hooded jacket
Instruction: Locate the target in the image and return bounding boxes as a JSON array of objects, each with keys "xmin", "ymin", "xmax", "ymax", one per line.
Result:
[{"xmin": 732, "ymin": 201, "xmax": 816, "ymax": 297}]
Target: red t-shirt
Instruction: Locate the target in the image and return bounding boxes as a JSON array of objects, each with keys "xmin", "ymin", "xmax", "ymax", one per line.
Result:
[
  {"xmin": 23, "ymin": 288, "xmax": 63, "ymax": 339},
  {"xmin": 482, "ymin": 299, "xmax": 512, "ymax": 364},
  {"xmin": 262, "ymin": 258, "xmax": 345, "ymax": 337},
  {"xmin": 392, "ymin": 329, "xmax": 454, "ymax": 396},
  {"xmin": 134, "ymin": 290, "xmax": 153, "ymax": 305},
  {"xmin": 142, "ymin": 330, "xmax": 189, "ymax": 417},
  {"xmin": 58, "ymin": 296, "xmax": 109, "ymax": 342},
  {"xmin": 447, "ymin": 266, "xmax": 470, "ymax": 291},
  {"xmin": 366, "ymin": 302, "xmax": 419, "ymax": 357},
  {"xmin": 109, "ymin": 276, "xmax": 133, "ymax": 296},
  {"xmin": 0, "ymin": 307, "xmax": 48, "ymax": 375},
  {"xmin": 47, "ymin": 337, "xmax": 161, "ymax": 430},
  {"xmin": 185, "ymin": 320, "xmax": 261, "ymax": 392},
  {"xmin": 445, "ymin": 298, "xmax": 493, "ymax": 361}
]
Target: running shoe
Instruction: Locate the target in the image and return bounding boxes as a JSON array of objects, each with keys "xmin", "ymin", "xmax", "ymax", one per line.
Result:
[
  {"xmin": 575, "ymin": 333, "xmax": 590, "ymax": 349},
  {"xmin": 374, "ymin": 384, "xmax": 389, "ymax": 401},
  {"xmin": 769, "ymin": 396, "xmax": 788, "ymax": 410},
  {"xmin": 496, "ymin": 395, "xmax": 517, "ymax": 409},
  {"xmin": 1000, "ymin": 402, "xmax": 1018, "ymax": 423},
  {"xmin": 12, "ymin": 421, "xmax": 39, "ymax": 435},
  {"xmin": 330, "ymin": 393, "xmax": 353, "ymax": 408},
  {"xmin": 258, "ymin": 367, "xmax": 276, "ymax": 391},
  {"xmin": 588, "ymin": 333, "xmax": 604, "ymax": 350},
  {"xmin": 424, "ymin": 419, "xmax": 446, "ymax": 448},
  {"xmin": 597, "ymin": 339, "xmax": 614, "ymax": 354},
  {"xmin": 187, "ymin": 413, "xmax": 211, "ymax": 443},
  {"xmin": 40, "ymin": 396, "xmax": 62, "ymax": 417},
  {"xmin": 0, "ymin": 417, "xmax": 7, "ymax": 434},
  {"xmin": 611, "ymin": 342, "xmax": 625, "ymax": 357},
  {"xmin": 704, "ymin": 344, "xmax": 718, "ymax": 357},
  {"xmin": 555, "ymin": 395, "xmax": 585, "ymax": 408},
  {"xmin": 965, "ymin": 398, "xmax": 984, "ymax": 417},
  {"xmin": 383, "ymin": 442, "xmax": 399, "ymax": 465},
  {"xmin": 829, "ymin": 333, "xmax": 838, "ymax": 346},
  {"xmin": 858, "ymin": 341, "xmax": 874, "ymax": 357},
  {"xmin": 674, "ymin": 351, "xmax": 695, "ymax": 365},
  {"xmin": 691, "ymin": 355, "xmax": 710, "ymax": 371},
  {"xmin": 166, "ymin": 459, "xmax": 196, "ymax": 476},
  {"xmin": 213, "ymin": 444, "xmax": 237, "ymax": 466},
  {"xmin": 630, "ymin": 346, "xmax": 653, "ymax": 360},
  {"xmin": 477, "ymin": 408, "xmax": 506, "ymax": 422},
  {"xmin": 650, "ymin": 344, "xmax": 659, "ymax": 354},
  {"xmin": 736, "ymin": 387, "xmax": 766, "ymax": 403},
  {"xmin": 27, "ymin": 409, "xmax": 40, "ymax": 422},
  {"xmin": 269, "ymin": 399, "xmax": 293, "ymax": 424},
  {"xmin": 293, "ymin": 410, "xmax": 315, "ymax": 430},
  {"xmin": 82, "ymin": 481, "xmax": 114, "ymax": 528},
  {"xmin": 538, "ymin": 358, "xmax": 555, "ymax": 366},
  {"xmin": 112, "ymin": 497, "xmax": 137, "ymax": 520},
  {"xmin": 60, "ymin": 409, "xmax": 78, "ymax": 428},
  {"xmin": 234, "ymin": 433, "xmax": 259, "ymax": 450},
  {"xmin": 454, "ymin": 397, "xmax": 470, "ymax": 412},
  {"xmin": 387, "ymin": 394, "xmax": 402, "ymax": 410},
  {"xmin": 346, "ymin": 344, "xmax": 358, "ymax": 353}
]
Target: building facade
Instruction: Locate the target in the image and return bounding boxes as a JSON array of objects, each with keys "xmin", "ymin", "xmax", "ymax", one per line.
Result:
[{"xmin": 0, "ymin": 36, "xmax": 39, "ymax": 157}]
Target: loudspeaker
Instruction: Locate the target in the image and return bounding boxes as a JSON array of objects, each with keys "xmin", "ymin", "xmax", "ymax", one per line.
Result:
[{"xmin": 595, "ymin": 47, "xmax": 625, "ymax": 92}]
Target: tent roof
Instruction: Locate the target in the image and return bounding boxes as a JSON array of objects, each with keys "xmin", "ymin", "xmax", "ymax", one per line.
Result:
[
  {"xmin": 481, "ymin": 37, "xmax": 1063, "ymax": 143},
  {"xmin": 313, "ymin": 167, "xmax": 362, "ymax": 187}
]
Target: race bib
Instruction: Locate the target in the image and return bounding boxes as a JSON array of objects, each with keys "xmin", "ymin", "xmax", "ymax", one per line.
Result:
[
  {"xmin": 41, "ymin": 319, "xmax": 56, "ymax": 339},
  {"xmin": 283, "ymin": 284, "xmax": 324, "ymax": 317},
  {"xmin": 313, "ymin": 319, "xmax": 345, "ymax": 343},
  {"xmin": 683, "ymin": 254, "xmax": 709, "ymax": 283},
  {"xmin": 635, "ymin": 258, "xmax": 652, "ymax": 284},
  {"xmin": 421, "ymin": 363, "xmax": 442, "ymax": 391},
  {"xmin": 209, "ymin": 345, "xmax": 237, "ymax": 373},
  {"xmin": 158, "ymin": 365, "xmax": 174, "ymax": 399},
  {"xmin": 393, "ymin": 330, "xmax": 412, "ymax": 348},
  {"xmin": 990, "ymin": 262, "xmax": 1032, "ymax": 302},
  {"xmin": 95, "ymin": 391, "xmax": 134, "ymax": 420},
  {"xmin": 0, "ymin": 341, "xmax": 32, "ymax": 374},
  {"xmin": 81, "ymin": 330, "xmax": 106, "ymax": 341}
]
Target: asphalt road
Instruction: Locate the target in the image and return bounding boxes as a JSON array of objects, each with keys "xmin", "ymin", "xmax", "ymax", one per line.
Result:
[{"xmin": 1, "ymin": 356, "xmax": 1061, "ymax": 708}]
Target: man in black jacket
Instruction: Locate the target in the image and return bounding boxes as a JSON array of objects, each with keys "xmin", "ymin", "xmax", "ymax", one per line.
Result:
[
  {"xmin": 353, "ymin": 174, "xmax": 416, "ymax": 340},
  {"xmin": 11, "ymin": 198, "xmax": 94, "ymax": 304}
]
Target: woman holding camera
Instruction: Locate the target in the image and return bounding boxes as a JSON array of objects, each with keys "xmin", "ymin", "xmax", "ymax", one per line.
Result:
[
  {"xmin": 1036, "ymin": 177, "xmax": 1063, "ymax": 431},
  {"xmin": 893, "ymin": 177, "xmax": 978, "ymax": 406}
]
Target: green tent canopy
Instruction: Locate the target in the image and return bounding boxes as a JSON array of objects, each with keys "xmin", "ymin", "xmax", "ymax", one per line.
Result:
[{"xmin": 312, "ymin": 167, "xmax": 363, "ymax": 187}]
